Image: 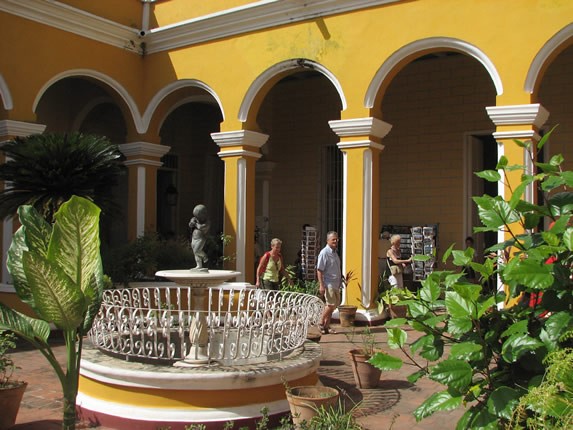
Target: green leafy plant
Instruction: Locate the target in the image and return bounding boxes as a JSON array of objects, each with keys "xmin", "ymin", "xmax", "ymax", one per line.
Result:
[
  {"xmin": 0, "ymin": 196, "xmax": 104, "ymax": 430},
  {"xmin": 103, "ymin": 233, "xmax": 194, "ymax": 284},
  {"xmin": 281, "ymin": 265, "xmax": 319, "ymax": 295},
  {"xmin": 0, "ymin": 330, "xmax": 19, "ymax": 388},
  {"xmin": 0, "ymin": 132, "xmax": 124, "ymax": 223},
  {"xmin": 370, "ymin": 129, "xmax": 573, "ymax": 428},
  {"xmin": 345, "ymin": 327, "xmax": 378, "ymax": 357}
]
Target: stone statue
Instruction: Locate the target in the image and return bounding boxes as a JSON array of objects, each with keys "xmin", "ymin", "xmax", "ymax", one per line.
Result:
[{"xmin": 189, "ymin": 204, "xmax": 210, "ymax": 271}]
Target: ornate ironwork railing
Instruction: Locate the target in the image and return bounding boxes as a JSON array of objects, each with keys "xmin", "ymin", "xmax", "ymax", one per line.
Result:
[{"xmin": 88, "ymin": 285, "xmax": 323, "ymax": 365}]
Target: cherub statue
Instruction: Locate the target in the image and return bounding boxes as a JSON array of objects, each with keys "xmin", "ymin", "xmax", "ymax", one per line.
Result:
[{"xmin": 189, "ymin": 204, "xmax": 210, "ymax": 271}]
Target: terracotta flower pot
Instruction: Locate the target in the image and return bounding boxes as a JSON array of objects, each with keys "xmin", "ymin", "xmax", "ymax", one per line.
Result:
[
  {"xmin": 0, "ymin": 381, "xmax": 27, "ymax": 430},
  {"xmin": 286, "ymin": 385, "xmax": 339, "ymax": 428},
  {"xmin": 348, "ymin": 349, "xmax": 381, "ymax": 388},
  {"xmin": 338, "ymin": 305, "xmax": 358, "ymax": 327}
]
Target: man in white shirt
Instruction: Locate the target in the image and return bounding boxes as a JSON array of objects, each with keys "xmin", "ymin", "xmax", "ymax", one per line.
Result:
[{"xmin": 316, "ymin": 231, "xmax": 342, "ymax": 334}]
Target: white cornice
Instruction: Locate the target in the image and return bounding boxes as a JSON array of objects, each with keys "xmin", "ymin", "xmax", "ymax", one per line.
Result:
[
  {"xmin": 119, "ymin": 142, "xmax": 171, "ymax": 158},
  {"xmin": 211, "ymin": 130, "xmax": 269, "ymax": 148},
  {"xmin": 0, "ymin": 120, "xmax": 46, "ymax": 137},
  {"xmin": 147, "ymin": 0, "xmax": 400, "ymax": 54},
  {"xmin": 486, "ymin": 104, "xmax": 549, "ymax": 128},
  {"xmin": 493, "ymin": 130, "xmax": 541, "ymax": 141},
  {"xmin": 0, "ymin": 0, "xmax": 141, "ymax": 54},
  {"xmin": 0, "ymin": 0, "xmax": 401, "ymax": 55},
  {"xmin": 337, "ymin": 139, "xmax": 385, "ymax": 151},
  {"xmin": 329, "ymin": 117, "xmax": 392, "ymax": 139}
]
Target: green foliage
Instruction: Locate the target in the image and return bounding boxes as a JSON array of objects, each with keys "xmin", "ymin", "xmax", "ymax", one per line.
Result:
[
  {"xmin": 370, "ymin": 129, "xmax": 573, "ymax": 429},
  {"xmin": 0, "ymin": 132, "xmax": 125, "ymax": 223},
  {"xmin": 345, "ymin": 327, "xmax": 378, "ymax": 357},
  {"xmin": 103, "ymin": 233, "xmax": 194, "ymax": 285},
  {"xmin": 0, "ymin": 330, "xmax": 18, "ymax": 387},
  {"xmin": 281, "ymin": 265, "xmax": 320, "ymax": 295},
  {"xmin": 0, "ymin": 196, "xmax": 104, "ymax": 430}
]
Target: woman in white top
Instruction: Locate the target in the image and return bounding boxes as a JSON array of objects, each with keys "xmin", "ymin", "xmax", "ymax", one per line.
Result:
[{"xmin": 386, "ymin": 234, "xmax": 412, "ymax": 289}]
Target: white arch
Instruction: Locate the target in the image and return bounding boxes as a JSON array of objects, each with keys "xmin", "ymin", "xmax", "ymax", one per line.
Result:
[
  {"xmin": 365, "ymin": 37, "xmax": 503, "ymax": 108},
  {"xmin": 143, "ymin": 79, "xmax": 225, "ymax": 134},
  {"xmin": 238, "ymin": 59, "xmax": 347, "ymax": 122},
  {"xmin": 525, "ymin": 23, "xmax": 573, "ymax": 94},
  {"xmin": 0, "ymin": 74, "xmax": 13, "ymax": 110},
  {"xmin": 32, "ymin": 69, "xmax": 145, "ymax": 134}
]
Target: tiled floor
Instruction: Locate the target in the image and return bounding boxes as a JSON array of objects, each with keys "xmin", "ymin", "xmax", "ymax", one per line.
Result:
[{"xmin": 10, "ymin": 325, "xmax": 463, "ymax": 430}]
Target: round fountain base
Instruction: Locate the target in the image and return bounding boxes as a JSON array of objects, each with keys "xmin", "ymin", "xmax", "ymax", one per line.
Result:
[{"xmin": 77, "ymin": 341, "xmax": 322, "ymax": 430}]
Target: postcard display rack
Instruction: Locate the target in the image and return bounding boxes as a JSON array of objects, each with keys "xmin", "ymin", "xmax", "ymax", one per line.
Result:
[
  {"xmin": 301, "ymin": 226, "xmax": 318, "ymax": 281},
  {"xmin": 411, "ymin": 226, "xmax": 437, "ymax": 281}
]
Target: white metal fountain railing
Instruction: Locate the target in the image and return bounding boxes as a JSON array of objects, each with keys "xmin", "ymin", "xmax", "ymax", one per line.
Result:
[{"xmin": 88, "ymin": 285, "xmax": 324, "ymax": 365}]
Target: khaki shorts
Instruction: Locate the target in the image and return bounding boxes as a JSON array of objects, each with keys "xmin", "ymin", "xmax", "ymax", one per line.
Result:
[{"xmin": 324, "ymin": 285, "xmax": 341, "ymax": 307}]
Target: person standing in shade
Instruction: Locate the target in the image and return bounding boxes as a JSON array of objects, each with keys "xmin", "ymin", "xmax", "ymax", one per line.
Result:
[
  {"xmin": 317, "ymin": 231, "xmax": 342, "ymax": 335},
  {"xmin": 387, "ymin": 234, "xmax": 411, "ymax": 289},
  {"xmin": 255, "ymin": 238, "xmax": 290, "ymax": 290}
]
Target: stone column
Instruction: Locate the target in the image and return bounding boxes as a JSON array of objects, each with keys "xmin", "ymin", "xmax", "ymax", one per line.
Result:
[
  {"xmin": 211, "ymin": 130, "xmax": 268, "ymax": 282},
  {"xmin": 119, "ymin": 142, "xmax": 171, "ymax": 240},
  {"xmin": 0, "ymin": 120, "xmax": 46, "ymax": 286},
  {"xmin": 328, "ymin": 117, "xmax": 392, "ymax": 319},
  {"xmin": 485, "ymin": 103, "xmax": 549, "ymax": 304}
]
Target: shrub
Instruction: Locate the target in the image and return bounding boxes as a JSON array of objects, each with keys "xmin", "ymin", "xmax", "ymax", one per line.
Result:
[{"xmin": 371, "ymin": 128, "xmax": 573, "ymax": 428}]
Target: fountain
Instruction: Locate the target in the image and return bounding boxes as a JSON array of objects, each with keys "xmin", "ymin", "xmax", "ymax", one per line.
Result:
[{"xmin": 77, "ymin": 269, "xmax": 324, "ymax": 429}]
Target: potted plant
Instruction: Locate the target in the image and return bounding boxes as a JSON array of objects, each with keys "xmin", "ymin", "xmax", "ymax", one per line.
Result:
[
  {"xmin": 0, "ymin": 196, "xmax": 104, "ymax": 430},
  {"xmin": 338, "ymin": 270, "xmax": 358, "ymax": 327},
  {"xmin": 346, "ymin": 327, "xmax": 382, "ymax": 388},
  {"xmin": 378, "ymin": 286, "xmax": 415, "ymax": 319},
  {"xmin": 285, "ymin": 384, "xmax": 340, "ymax": 427},
  {"xmin": 0, "ymin": 330, "xmax": 27, "ymax": 430}
]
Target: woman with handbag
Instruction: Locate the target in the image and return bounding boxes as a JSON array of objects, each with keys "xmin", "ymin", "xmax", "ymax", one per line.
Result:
[{"xmin": 387, "ymin": 234, "xmax": 412, "ymax": 289}]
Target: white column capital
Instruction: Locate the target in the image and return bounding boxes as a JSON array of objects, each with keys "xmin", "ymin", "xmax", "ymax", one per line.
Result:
[
  {"xmin": 212, "ymin": 130, "xmax": 268, "ymax": 159},
  {"xmin": 0, "ymin": 120, "xmax": 46, "ymax": 139},
  {"xmin": 119, "ymin": 142, "xmax": 171, "ymax": 167},
  {"xmin": 211, "ymin": 130, "xmax": 269, "ymax": 148},
  {"xmin": 486, "ymin": 103, "xmax": 549, "ymax": 128},
  {"xmin": 329, "ymin": 117, "xmax": 392, "ymax": 139}
]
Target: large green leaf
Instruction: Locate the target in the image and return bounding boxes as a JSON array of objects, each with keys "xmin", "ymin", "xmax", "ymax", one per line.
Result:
[
  {"xmin": 411, "ymin": 333, "xmax": 443, "ymax": 361},
  {"xmin": 6, "ymin": 205, "xmax": 52, "ymax": 307},
  {"xmin": 501, "ymin": 333, "xmax": 545, "ymax": 363},
  {"xmin": 445, "ymin": 291, "xmax": 476, "ymax": 319},
  {"xmin": 448, "ymin": 317, "xmax": 473, "ymax": 337},
  {"xmin": 0, "ymin": 302, "xmax": 50, "ymax": 346},
  {"xmin": 6, "ymin": 227, "xmax": 33, "ymax": 306},
  {"xmin": 17, "ymin": 205, "xmax": 51, "ymax": 256},
  {"xmin": 49, "ymin": 196, "xmax": 101, "ymax": 297},
  {"xmin": 420, "ymin": 281, "xmax": 440, "ymax": 303},
  {"xmin": 429, "ymin": 359, "xmax": 473, "ymax": 391},
  {"xmin": 413, "ymin": 390, "xmax": 462, "ymax": 421},
  {"xmin": 386, "ymin": 327, "xmax": 407, "ymax": 349},
  {"xmin": 23, "ymin": 251, "xmax": 86, "ymax": 330},
  {"xmin": 503, "ymin": 258, "xmax": 553, "ymax": 290},
  {"xmin": 449, "ymin": 342, "xmax": 483, "ymax": 361},
  {"xmin": 548, "ymin": 192, "xmax": 573, "ymax": 216},
  {"xmin": 368, "ymin": 352, "xmax": 403, "ymax": 370},
  {"xmin": 543, "ymin": 311, "xmax": 573, "ymax": 344},
  {"xmin": 474, "ymin": 170, "xmax": 500, "ymax": 182},
  {"xmin": 487, "ymin": 387, "xmax": 521, "ymax": 420}
]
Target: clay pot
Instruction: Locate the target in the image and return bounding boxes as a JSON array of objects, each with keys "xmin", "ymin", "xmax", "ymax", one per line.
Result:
[
  {"xmin": 286, "ymin": 385, "xmax": 339, "ymax": 427},
  {"xmin": 0, "ymin": 381, "xmax": 27, "ymax": 430},
  {"xmin": 338, "ymin": 305, "xmax": 358, "ymax": 327},
  {"xmin": 348, "ymin": 349, "xmax": 381, "ymax": 388}
]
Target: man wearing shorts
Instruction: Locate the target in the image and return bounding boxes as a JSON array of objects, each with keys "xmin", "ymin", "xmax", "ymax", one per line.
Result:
[{"xmin": 317, "ymin": 231, "xmax": 342, "ymax": 334}]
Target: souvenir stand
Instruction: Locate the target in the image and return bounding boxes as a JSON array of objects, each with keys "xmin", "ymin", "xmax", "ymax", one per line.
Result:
[
  {"xmin": 300, "ymin": 226, "xmax": 318, "ymax": 281},
  {"xmin": 381, "ymin": 224, "xmax": 438, "ymax": 287}
]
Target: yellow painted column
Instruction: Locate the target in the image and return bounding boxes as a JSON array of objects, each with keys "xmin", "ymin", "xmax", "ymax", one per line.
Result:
[
  {"xmin": 211, "ymin": 130, "xmax": 268, "ymax": 283},
  {"xmin": 485, "ymin": 103, "xmax": 549, "ymax": 306},
  {"xmin": 329, "ymin": 118, "xmax": 392, "ymax": 316},
  {"xmin": 0, "ymin": 120, "xmax": 45, "ymax": 313},
  {"xmin": 118, "ymin": 142, "xmax": 171, "ymax": 241}
]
